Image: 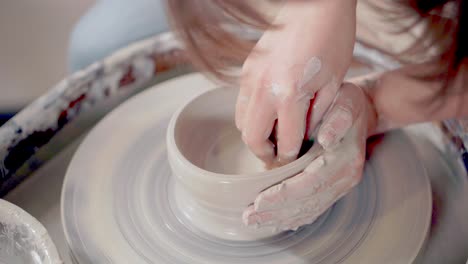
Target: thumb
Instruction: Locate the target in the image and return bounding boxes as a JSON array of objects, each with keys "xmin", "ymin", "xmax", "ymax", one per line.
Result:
[{"xmin": 317, "ymin": 83, "xmax": 363, "ymax": 149}]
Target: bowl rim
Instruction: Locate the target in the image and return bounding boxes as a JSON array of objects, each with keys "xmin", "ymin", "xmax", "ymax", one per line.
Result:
[{"xmin": 166, "ymin": 87, "xmax": 323, "ymax": 180}]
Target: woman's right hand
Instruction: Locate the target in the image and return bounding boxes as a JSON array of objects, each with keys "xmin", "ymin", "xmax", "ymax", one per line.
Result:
[{"xmin": 236, "ymin": 0, "xmax": 357, "ymax": 167}]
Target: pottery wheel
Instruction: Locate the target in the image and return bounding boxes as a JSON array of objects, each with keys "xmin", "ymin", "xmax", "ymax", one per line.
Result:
[{"xmin": 61, "ymin": 73, "xmax": 432, "ymax": 264}]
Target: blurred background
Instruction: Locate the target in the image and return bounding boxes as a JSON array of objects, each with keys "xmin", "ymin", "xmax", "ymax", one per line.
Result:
[
  {"xmin": 0, "ymin": 0, "xmax": 171, "ymax": 125},
  {"xmin": 0, "ymin": 1, "xmax": 93, "ymax": 120}
]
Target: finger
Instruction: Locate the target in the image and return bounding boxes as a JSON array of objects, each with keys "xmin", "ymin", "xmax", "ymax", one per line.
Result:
[
  {"xmin": 243, "ymin": 204, "xmax": 304, "ymax": 228},
  {"xmin": 307, "ymin": 80, "xmax": 340, "ymax": 139},
  {"xmin": 255, "ymin": 148, "xmax": 361, "ymax": 212},
  {"xmin": 243, "ymin": 87, "xmax": 277, "ymax": 165},
  {"xmin": 235, "ymin": 73, "xmax": 254, "ymax": 131},
  {"xmin": 254, "ymin": 157, "xmax": 328, "ymax": 212},
  {"xmin": 246, "ymin": 188, "xmax": 340, "ymax": 230},
  {"xmin": 245, "ymin": 170, "xmax": 359, "ymax": 228},
  {"xmin": 235, "ymin": 92, "xmax": 250, "ymax": 131},
  {"xmin": 245, "ymin": 197, "xmax": 328, "ymax": 230},
  {"xmin": 276, "ymin": 175, "xmax": 359, "ymax": 231},
  {"xmin": 242, "ymin": 206, "xmax": 262, "ymax": 226},
  {"xmin": 276, "ymin": 99, "xmax": 310, "ymax": 165},
  {"xmin": 317, "ymin": 83, "xmax": 363, "ymax": 149}
]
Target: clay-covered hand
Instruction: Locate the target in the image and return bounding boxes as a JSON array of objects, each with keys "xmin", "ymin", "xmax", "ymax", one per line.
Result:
[
  {"xmin": 242, "ymin": 83, "xmax": 375, "ymax": 231},
  {"xmin": 236, "ymin": 0, "xmax": 357, "ymax": 166}
]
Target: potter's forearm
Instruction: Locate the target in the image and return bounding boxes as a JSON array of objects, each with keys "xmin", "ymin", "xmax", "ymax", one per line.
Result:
[{"xmin": 353, "ymin": 63, "xmax": 468, "ymax": 136}]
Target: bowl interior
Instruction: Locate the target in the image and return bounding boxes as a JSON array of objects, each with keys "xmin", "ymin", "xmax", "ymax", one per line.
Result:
[{"xmin": 173, "ymin": 88, "xmax": 266, "ymax": 175}]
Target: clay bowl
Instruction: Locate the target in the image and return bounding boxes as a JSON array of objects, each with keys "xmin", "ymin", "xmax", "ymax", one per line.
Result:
[{"xmin": 166, "ymin": 87, "xmax": 322, "ymax": 241}]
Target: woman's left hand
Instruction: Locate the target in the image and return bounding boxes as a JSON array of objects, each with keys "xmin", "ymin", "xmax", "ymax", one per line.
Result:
[{"xmin": 242, "ymin": 83, "xmax": 375, "ymax": 231}]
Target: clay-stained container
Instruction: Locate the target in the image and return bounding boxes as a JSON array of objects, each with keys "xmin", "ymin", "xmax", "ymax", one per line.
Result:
[{"xmin": 166, "ymin": 88, "xmax": 322, "ymax": 241}]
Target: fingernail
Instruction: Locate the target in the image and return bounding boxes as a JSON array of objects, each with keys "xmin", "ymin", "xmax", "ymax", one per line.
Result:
[
  {"xmin": 277, "ymin": 145, "xmax": 300, "ymax": 166},
  {"xmin": 260, "ymin": 155, "xmax": 276, "ymax": 169}
]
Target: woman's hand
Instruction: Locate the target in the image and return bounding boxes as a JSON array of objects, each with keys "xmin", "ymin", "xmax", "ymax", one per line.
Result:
[
  {"xmin": 242, "ymin": 83, "xmax": 376, "ymax": 231},
  {"xmin": 236, "ymin": 0, "xmax": 357, "ymax": 166}
]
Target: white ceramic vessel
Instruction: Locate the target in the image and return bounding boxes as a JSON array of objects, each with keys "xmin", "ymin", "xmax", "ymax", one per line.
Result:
[
  {"xmin": 167, "ymin": 87, "xmax": 323, "ymax": 241},
  {"xmin": 0, "ymin": 199, "xmax": 61, "ymax": 264}
]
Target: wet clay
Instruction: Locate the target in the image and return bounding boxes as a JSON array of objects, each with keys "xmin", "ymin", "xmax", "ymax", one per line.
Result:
[{"xmin": 167, "ymin": 87, "xmax": 319, "ymax": 240}]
